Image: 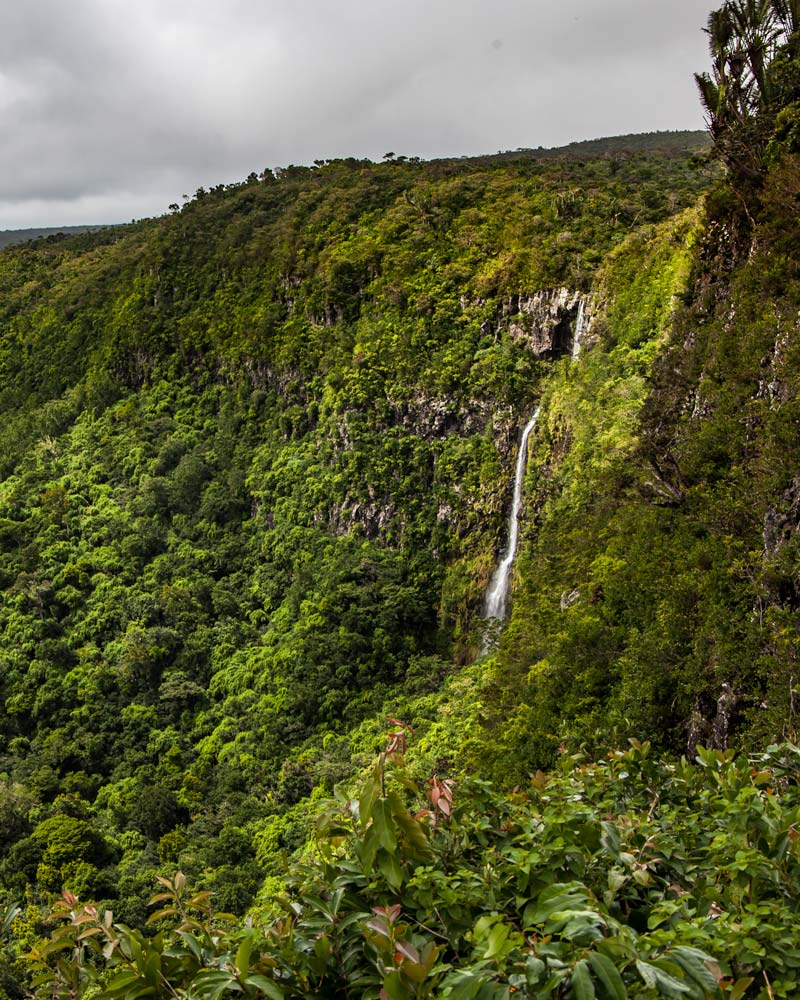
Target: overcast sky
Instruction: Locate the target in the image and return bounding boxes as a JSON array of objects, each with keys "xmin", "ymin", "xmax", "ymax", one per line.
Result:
[{"xmin": 0, "ymin": 0, "xmax": 714, "ymax": 229}]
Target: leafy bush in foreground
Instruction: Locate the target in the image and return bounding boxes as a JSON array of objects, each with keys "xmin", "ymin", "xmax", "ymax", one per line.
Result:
[{"xmin": 19, "ymin": 732, "xmax": 800, "ymax": 999}]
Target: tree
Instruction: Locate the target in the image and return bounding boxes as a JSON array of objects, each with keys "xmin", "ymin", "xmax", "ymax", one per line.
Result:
[{"xmin": 695, "ymin": 0, "xmax": 799, "ymax": 186}]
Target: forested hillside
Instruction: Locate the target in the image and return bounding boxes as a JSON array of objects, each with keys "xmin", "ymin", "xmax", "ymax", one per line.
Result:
[
  {"xmin": 0, "ymin": 134, "xmax": 712, "ymax": 917},
  {"xmin": 1, "ymin": 1, "xmax": 799, "ymax": 996}
]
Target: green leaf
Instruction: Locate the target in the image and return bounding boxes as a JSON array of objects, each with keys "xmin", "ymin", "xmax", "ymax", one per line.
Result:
[
  {"xmin": 173, "ymin": 930, "xmax": 205, "ymax": 963},
  {"xmin": 484, "ymin": 922, "xmax": 510, "ymax": 960},
  {"xmin": 572, "ymin": 960, "xmax": 596, "ymax": 1000},
  {"xmin": 38, "ymin": 938, "xmax": 75, "ymax": 958},
  {"xmin": 374, "ymin": 797, "xmax": 398, "ymax": 852},
  {"xmin": 636, "ymin": 960, "xmax": 659, "ymax": 989},
  {"xmin": 600, "ymin": 822, "xmax": 621, "ymax": 858},
  {"xmin": 403, "ymin": 959, "xmax": 431, "ymax": 984},
  {"xmin": 635, "ymin": 961, "xmax": 691, "ymax": 998},
  {"xmin": 728, "ymin": 977, "xmax": 754, "ymax": 1000},
  {"xmin": 669, "ymin": 946, "xmax": 719, "ymax": 995},
  {"xmin": 391, "ymin": 795, "xmax": 434, "ymax": 859},
  {"xmin": 190, "ymin": 968, "xmax": 240, "ymax": 1000},
  {"xmin": 377, "ymin": 848, "xmax": 404, "ymax": 888},
  {"xmin": 607, "ymin": 870, "xmax": 627, "ymax": 893},
  {"xmin": 588, "ymin": 951, "xmax": 627, "ymax": 1000},
  {"xmin": 113, "ymin": 985, "xmax": 157, "ymax": 1000},
  {"xmin": 360, "ymin": 822, "xmax": 380, "ymax": 871},
  {"xmin": 103, "ymin": 971, "xmax": 144, "ymax": 998},
  {"xmin": 526, "ymin": 957, "xmax": 546, "ymax": 987},
  {"xmin": 443, "ymin": 970, "xmax": 488, "ymax": 1000},
  {"xmin": 524, "ymin": 883, "xmax": 591, "ymax": 925},
  {"xmin": 129, "ymin": 935, "xmax": 145, "ymax": 975},
  {"xmin": 143, "ymin": 949, "xmax": 161, "ymax": 989},
  {"xmin": 243, "ymin": 974, "xmax": 284, "ymax": 999},
  {"xmin": 382, "ymin": 969, "xmax": 411, "ymax": 1000},
  {"xmin": 359, "ymin": 766, "xmax": 381, "ymax": 829},
  {"xmin": 236, "ymin": 933, "xmax": 253, "ymax": 977},
  {"xmin": 313, "ymin": 934, "xmax": 332, "ymax": 961}
]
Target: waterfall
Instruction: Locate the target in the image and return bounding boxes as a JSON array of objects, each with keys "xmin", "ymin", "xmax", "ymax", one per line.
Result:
[
  {"xmin": 571, "ymin": 298, "xmax": 585, "ymax": 358},
  {"xmin": 484, "ymin": 407, "xmax": 540, "ymax": 621},
  {"xmin": 482, "ymin": 295, "xmax": 583, "ymax": 641}
]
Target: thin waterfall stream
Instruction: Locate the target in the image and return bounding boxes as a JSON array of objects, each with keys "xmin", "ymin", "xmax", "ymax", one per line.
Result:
[
  {"xmin": 482, "ymin": 298, "xmax": 585, "ymax": 639},
  {"xmin": 571, "ymin": 298, "xmax": 585, "ymax": 358},
  {"xmin": 483, "ymin": 407, "xmax": 540, "ymax": 622}
]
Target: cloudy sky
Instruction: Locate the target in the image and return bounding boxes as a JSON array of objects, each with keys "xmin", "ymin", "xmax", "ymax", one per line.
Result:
[{"xmin": 1, "ymin": 0, "xmax": 714, "ymax": 229}]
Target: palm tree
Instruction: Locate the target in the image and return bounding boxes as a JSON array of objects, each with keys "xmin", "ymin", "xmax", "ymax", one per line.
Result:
[
  {"xmin": 695, "ymin": 0, "xmax": 796, "ymax": 186},
  {"xmin": 770, "ymin": 0, "xmax": 800, "ymax": 38}
]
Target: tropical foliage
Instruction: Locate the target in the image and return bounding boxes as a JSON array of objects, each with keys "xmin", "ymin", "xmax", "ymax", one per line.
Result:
[
  {"xmin": 0, "ymin": 132, "xmax": 713, "ymax": 920},
  {"xmin": 18, "ymin": 735, "xmax": 800, "ymax": 999},
  {"xmin": 695, "ymin": 0, "xmax": 800, "ymax": 186},
  {"xmin": 0, "ymin": 3, "xmax": 798, "ymax": 998}
]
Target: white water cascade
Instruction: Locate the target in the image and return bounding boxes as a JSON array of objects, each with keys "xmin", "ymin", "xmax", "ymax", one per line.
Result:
[
  {"xmin": 571, "ymin": 298, "xmax": 585, "ymax": 358},
  {"xmin": 482, "ymin": 301, "xmax": 584, "ymax": 642},
  {"xmin": 484, "ymin": 407, "xmax": 541, "ymax": 622}
]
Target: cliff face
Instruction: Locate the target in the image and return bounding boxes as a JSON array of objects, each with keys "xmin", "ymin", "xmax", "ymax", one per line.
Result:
[
  {"xmin": 499, "ymin": 288, "xmax": 589, "ymax": 357},
  {"xmin": 463, "ymin": 287, "xmax": 593, "ymax": 358},
  {"xmin": 471, "ymin": 148, "xmax": 800, "ymax": 777}
]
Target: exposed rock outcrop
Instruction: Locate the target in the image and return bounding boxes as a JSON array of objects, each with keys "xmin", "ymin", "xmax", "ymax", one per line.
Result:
[
  {"xmin": 384, "ymin": 391, "xmax": 494, "ymax": 441},
  {"xmin": 501, "ymin": 288, "xmax": 585, "ymax": 357},
  {"xmin": 764, "ymin": 473, "xmax": 800, "ymax": 558},
  {"xmin": 466, "ymin": 287, "xmax": 595, "ymax": 358}
]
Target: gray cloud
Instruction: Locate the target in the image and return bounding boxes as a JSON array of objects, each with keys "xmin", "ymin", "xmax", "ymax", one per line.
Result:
[{"xmin": 0, "ymin": 0, "xmax": 714, "ymax": 227}]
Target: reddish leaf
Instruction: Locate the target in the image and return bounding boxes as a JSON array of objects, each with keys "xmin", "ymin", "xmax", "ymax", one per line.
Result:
[
  {"xmin": 395, "ymin": 940, "xmax": 420, "ymax": 964},
  {"xmin": 366, "ymin": 916, "xmax": 391, "ymax": 938}
]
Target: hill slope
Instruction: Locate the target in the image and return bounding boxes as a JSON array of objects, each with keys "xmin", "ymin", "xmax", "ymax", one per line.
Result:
[
  {"xmin": 1, "ymin": 5, "xmax": 800, "ymax": 996},
  {"xmin": 0, "ymin": 138, "xmax": 716, "ymax": 915}
]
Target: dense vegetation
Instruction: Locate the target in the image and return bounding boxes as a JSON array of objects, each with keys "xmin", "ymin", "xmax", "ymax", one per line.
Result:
[
  {"xmin": 476, "ymin": 0, "xmax": 800, "ymax": 779},
  {"xmin": 0, "ymin": 131, "xmax": 712, "ymax": 921},
  {"xmin": 0, "ymin": 1, "xmax": 798, "ymax": 995},
  {"xmin": 18, "ymin": 735, "xmax": 800, "ymax": 1000}
]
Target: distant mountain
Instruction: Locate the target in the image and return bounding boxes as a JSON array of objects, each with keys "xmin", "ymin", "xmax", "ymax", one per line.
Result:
[
  {"xmin": 3, "ymin": 2, "xmax": 800, "ymax": 991},
  {"xmin": 0, "ymin": 132, "xmax": 715, "ymax": 912},
  {"xmin": 0, "ymin": 224, "xmax": 114, "ymax": 250},
  {"xmin": 458, "ymin": 129, "xmax": 712, "ymax": 164},
  {"xmin": 528, "ymin": 128, "xmax": 711, "ymax": 157}
]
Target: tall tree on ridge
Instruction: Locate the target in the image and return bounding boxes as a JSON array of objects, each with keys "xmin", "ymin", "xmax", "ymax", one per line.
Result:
[{"xmin": 695, "ymin": 0, "xmax": 796, "ymax": 187}]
